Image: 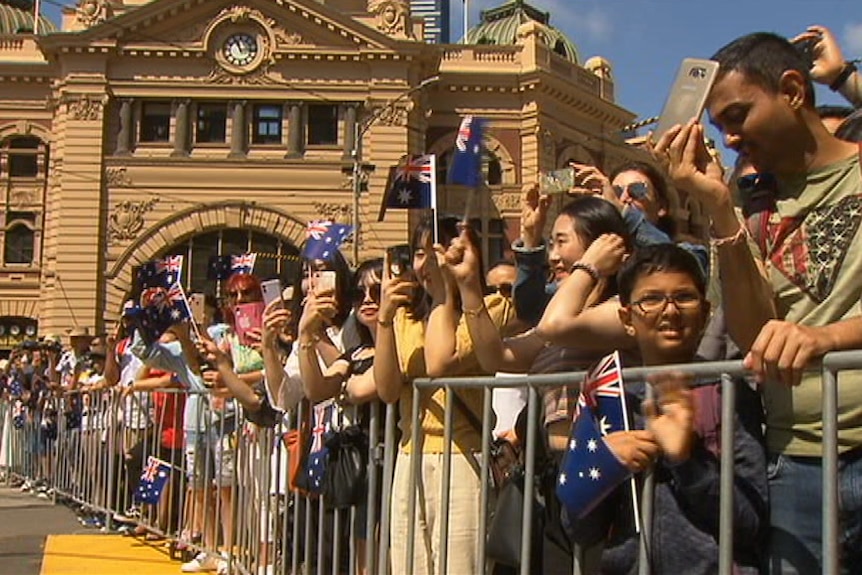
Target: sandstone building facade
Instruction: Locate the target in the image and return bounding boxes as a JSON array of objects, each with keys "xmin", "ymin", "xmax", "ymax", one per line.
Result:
[{"xmin": 0, "ymin": 0, "xmax": 702, "ymax": 351}]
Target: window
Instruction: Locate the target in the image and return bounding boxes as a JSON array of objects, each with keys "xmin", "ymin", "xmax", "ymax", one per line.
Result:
[
  {"xmin": 467, "ymin": 217, "xmax": 507, "ymax": 271},
  {"xmin": 196, "ymin": 103, "xmax": 227, "ymax": 143},
  {"xmin": 252, "ymin": 104, "xmax": 283, "ymax": 145},
  {"xmin": 487, "ymin": 157, "xmax": 503, "ymax": 186},
  {"xmin": 7, "ymin": 137, "xmax": 41, "ymax": 178},
  {"xmin": 4, "ymin": 223, "xmax": 34, "ymax": 265},
  {"xmin": 307, "ymin": 104, "xmax": 338, "ymax": 146},
  {"xmin": 139, "ymin": 102, "xmax": 171, "ymax": 142}
]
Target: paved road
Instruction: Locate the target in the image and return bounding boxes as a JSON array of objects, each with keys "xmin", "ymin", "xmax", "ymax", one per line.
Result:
[{"xmin": 0, "ymin": 486, "xmax": 82, "ymax": 575}]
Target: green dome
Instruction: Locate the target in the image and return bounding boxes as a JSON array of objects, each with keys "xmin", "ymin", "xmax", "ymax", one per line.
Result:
[
  {"xmin": 0, "ymin": 0, "xmax": 57, "ymax": 35},
  {"xmin": 463, "ymin": 0, "xmax": 578, "ymax": 64}
]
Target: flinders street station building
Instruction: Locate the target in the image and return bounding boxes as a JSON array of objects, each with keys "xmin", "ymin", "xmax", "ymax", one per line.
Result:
[{"xmin": 0, "ymin": 0, "xmax": 708, "ymax": 349}]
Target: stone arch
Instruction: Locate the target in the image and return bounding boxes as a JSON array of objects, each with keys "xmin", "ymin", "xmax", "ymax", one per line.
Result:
[
  {"xmin": 103, "ymin": 201, "xmax": 307, "ymax": 320},
  {"xmin": 427, "ymin": 131, "xmax": 517, "ymax": 186},
  {"xmin": 555, "ymin": 143, "xmax": 592, "ymax": 168},
  {"xmin": 0, "ymin": 121, "xmax": 51, "ymax": 144}
]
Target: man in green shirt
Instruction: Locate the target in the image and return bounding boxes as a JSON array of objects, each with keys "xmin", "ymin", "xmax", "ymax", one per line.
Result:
[{"xmin": 656, "ymin": 32, "xmax": 862, "ymax": 574}]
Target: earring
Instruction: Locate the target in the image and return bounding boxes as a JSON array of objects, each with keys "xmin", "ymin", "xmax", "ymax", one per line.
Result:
[{"xmin": 624, "ymin": 325, "xmax": 636, "ymax": 336}]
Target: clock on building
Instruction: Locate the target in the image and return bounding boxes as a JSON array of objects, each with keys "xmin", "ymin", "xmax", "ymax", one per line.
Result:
[{"xmin": 223, "ymin": 33, "xmax": 258, "ymax": 67}]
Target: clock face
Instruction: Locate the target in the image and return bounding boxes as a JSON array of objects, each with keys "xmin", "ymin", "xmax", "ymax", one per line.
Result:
[{"xmin": 223, "ymin": 33, "xmax": 258, "ymax": 67}]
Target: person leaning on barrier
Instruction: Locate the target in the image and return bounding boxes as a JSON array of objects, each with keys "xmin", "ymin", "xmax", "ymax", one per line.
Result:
[
  {"xmin": 373, "ymin": 215, "xmax": 514, "ymax": 575},
  {"xmin": 655, "ymin": 31, "xmax": 862, "ymax": 574},
  {"xmin": 555, "ymin": 244, "xmax": 767, "ymax": 574}
]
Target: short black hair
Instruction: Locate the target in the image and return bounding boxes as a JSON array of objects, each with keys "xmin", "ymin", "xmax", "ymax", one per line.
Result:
[
  {"xmin": 618, "ymin": 244, "xmax": 707, "ymax": 306},
  {"xmin": 559, "ymin": 195, "xmax": 632, "ymax": 252},
  {"xmin": 711, "ymin": 32, "xmax": 816, "ymax": 106},
  {"xmin": 836, "ymin": 109, "xmax": 862, "ymax": 143}
]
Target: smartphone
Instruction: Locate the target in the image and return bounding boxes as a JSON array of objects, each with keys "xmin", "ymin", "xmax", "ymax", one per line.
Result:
[
  {"xmin": 260, "ymin": 279, "xmax": 283, "ymax": 308},
  {"xmin": 386, "ymin": 244, "xmax": 412, "ymax": 277},
  {"xmin": 792, "ymin": 35, "xmax": 820, "ymax": 70},
  {"xmin": 316, "ymin": 270, "xmax": 337, "ymax": 292},
  {"xmin": 189, "ymin": 293, "xmax": 206, "ymax": 325},
  {"xmin": 539, "ymin": 167, "xmax": 576, "ymax": 194},
  {"xmin": 653, "ymin": 58, "xmax": 720, "ymax": 142},
  {"xmin": 282, "ymin": 285, "xmax": 295, "ymax": 302},
  {"xmin": 233, "ymin": 302, "xmax": 265, "ymax": 346}
]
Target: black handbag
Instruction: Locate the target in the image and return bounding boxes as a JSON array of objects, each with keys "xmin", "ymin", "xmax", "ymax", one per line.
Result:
[{"xmin": 322, "ymin": 424, "xmax": 368, "ymax": 509}]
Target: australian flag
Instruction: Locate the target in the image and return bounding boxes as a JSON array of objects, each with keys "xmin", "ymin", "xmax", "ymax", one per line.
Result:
[
  {"xmin": 134, "ymin": 456, "xmax": 171, "ymax": 504},
  {"xmin": 136, "ymin": 255, "xmax": 184, "ymax": 289},
  {"xmin": 556, "ymin": 392, "xmax": 630, "ymax": 521},
  {"xmin": 302, "ymin": 221, "xmax": 353, "ymax": 261},
  {"xmin": 207, "ymin": 253, "xmax": 257, "ymax": 280},
  {"xmin": 448, "ymin": 115, "xmax": 485, "ymax": 187},
  {"xmin": 584, "ymin": 351, "xmax": 630, "ymax": 435},
  {"xmin": 303, "ymin": 403, "xmax": 333, "ymax": 495},
  {"xmin": 129, "ymin": 283, "xmax": 192, "ymax": 345},
  {"xmin": 382, "ymin": 154, "xmax": 437, "ymax": 213}
]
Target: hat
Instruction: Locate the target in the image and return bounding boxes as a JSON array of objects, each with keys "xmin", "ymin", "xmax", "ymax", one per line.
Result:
[
  {"xmin": 68, "ymin": 327, "xmax": 90, "ymax": 338},
  {"xmin": 42, "ymin": 333, "xmax": 61, "ymax": 344}
]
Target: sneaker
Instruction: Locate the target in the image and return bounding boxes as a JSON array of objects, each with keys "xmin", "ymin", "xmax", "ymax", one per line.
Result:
[{"xmin": 181, "ymin": 552, "xmax": 219, "ymax": 573}]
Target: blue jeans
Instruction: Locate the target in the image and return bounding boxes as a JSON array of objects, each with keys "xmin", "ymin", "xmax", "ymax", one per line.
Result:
[{"xmin": 767, "ymin": 451, "xmax": 862, "ymax": 574}]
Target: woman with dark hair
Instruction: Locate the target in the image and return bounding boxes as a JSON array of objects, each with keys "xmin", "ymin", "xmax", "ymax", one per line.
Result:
[
  {"xmin": 374, "ymin": 215, "xmax": 515, "ymax": 575},
  {"xmin": 262, "ymin": 252, "xmax": 353, "ymax": 412}
]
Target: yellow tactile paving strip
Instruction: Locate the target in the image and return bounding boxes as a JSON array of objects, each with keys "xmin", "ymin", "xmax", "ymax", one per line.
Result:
[{"xmin": 41, "ymin": 535, "xmax": 180, "ymax": 575}]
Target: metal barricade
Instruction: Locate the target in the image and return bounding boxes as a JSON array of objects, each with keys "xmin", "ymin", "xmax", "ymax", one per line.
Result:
[{"xmin": 2, "ymin": 350, "xmax": 859, "ymax": 575}]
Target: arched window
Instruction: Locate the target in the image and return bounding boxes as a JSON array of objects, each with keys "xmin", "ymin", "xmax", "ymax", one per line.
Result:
[
  {"xmin": 158, "ymin": 228, "xmax": 300, "ymax": 299},
  {"xmin": 4, "ymin": 222, "xmax": 35, "ymax": 265},
  {"xmin": 4, "ymin": 136, "xmax": 44, "ymax": 178},
  {"xmin": 553, "ymin": 40, "xmax": 568, "ymax": 59},
  {"xmin": 487, "ymin": 156, "xmax": 503, "ymax": 186}
]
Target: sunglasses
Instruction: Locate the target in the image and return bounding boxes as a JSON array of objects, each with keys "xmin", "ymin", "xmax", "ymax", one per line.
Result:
[
  {"xmin": 485, "ymin": 283, "xmax": 513, "ymax": 298},
  {"xmin": 736, "ymin": 173, "xmax": 777, "ymax": 196},
  {"xmin": 352, "ymin": 283, "xmax": 381, "ymax": 304},
  {"xmin": 227, "ymin": 288, "xmax": 257, "ymax": 299},
  {"xmin": 612, "ymin": 181, "xmax": 650, "ymax": 200}
]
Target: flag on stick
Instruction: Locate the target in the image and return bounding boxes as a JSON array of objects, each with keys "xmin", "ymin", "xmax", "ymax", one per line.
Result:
[
  {"xmin": 378, "ymin": 154, "xmax": 437, "ymax": 221},
  {"xmin": 302, "ymin": 221, "xmax": 354, "ymax": 261},
  {"xmin": 134, "ymin": 456, "xmax": 171, "ymax": 504}
]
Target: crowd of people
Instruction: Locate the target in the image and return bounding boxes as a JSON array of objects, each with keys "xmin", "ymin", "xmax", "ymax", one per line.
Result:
[{"xmin": 2, "ymin": 25, "xmax": 862, "ymax": 575}]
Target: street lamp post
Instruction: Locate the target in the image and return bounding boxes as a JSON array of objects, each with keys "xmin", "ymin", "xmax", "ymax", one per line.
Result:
[{"xmin": 350, "ymin": 75, "xmax": 440, "ymax": 264}]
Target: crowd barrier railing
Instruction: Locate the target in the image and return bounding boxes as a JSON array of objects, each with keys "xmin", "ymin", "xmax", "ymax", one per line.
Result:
[{"xmin": 1, "ymin": 350, "xmax": 859, "ymax": 575}]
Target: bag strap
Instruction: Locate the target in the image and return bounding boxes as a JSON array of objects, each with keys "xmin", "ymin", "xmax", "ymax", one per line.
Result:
[{"xmin": 450, "ymin": 390, "xmax": 485, "ymax": 437}]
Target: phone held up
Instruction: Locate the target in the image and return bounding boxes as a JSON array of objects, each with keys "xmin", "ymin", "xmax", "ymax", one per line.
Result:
[
  {"xmin": 539, "ymin": 167, "xmax": 576, "ymax": 195},
  {"xmin": 260, "ymin": 279, "xmax": 283, "ymax": 309},
  {"xmin": 189, "ymin": 293, "xmax": 206, "ymax": 326},
  {"xmin": 316, "ymin": 270, "xmax": 337, "ymax": 293},
  {"xmin": 653, "ymin": 58, "xmax": 720, "ymax": 142},
  {"xmin": 386, "ymin": 244, "xmax": 412, "ymax": 278}
]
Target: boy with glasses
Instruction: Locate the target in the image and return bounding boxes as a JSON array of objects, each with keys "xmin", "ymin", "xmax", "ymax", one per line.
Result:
[{"xmin": 557, "ymin": 244, "xmax": 766, "ymax": 573}]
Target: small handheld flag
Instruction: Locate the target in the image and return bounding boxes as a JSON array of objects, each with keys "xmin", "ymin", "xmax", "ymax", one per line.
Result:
[
  {"xmin": 134, "ymin": 456, "xmax": 171, "ymax": 504},
  {"xmin": 302, "ymin": 221, "xmax": 354, "ymax": 261},
  {"xmin": 136, "ymin": 255, "xmax": 184, "ymax": 289},
  {"xmin": 130, "ymin": 283, "xmax": 193, "ymax": 345},
  {"xmin": 448, "ymin": 116, "xmax": 485, "ymax": 188},
  {"xmin": 378, "ymin": 154, "xmax": 437, "ymax": 221},
  {"xmin": 207, "ymin": 253, "xmax": 257, "ymax": 280}
]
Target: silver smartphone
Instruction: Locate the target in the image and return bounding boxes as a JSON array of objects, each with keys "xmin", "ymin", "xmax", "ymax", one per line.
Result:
[
  {"xmin": 654, "ymin": 58, "xmax": 720, "ymax": 142},
  {"xmin": 316, "ymin": 270, "xmax": 337, "ymax": 292},
  {"xmin": 260, "ymin": 279, "xmax": 283, "ymax": 308}
]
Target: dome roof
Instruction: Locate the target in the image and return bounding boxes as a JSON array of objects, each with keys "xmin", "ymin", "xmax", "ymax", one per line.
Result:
[
  {"xmin": 0, "ymin": 1, "xmax": 57, "ymax": 35},
  {"xmin": 462, "ymin": 0, "xmax": 578, "ymax": 64}
]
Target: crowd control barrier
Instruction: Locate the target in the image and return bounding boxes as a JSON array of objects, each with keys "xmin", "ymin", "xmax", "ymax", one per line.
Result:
[{"xmin": 1, "ymin": 351, "xmax": 859, "ymax": 575}]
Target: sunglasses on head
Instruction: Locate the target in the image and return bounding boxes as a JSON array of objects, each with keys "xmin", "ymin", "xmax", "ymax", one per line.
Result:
[
  {"xmin": 736, "ymin": 173, "xmax": 777, "ymax": 196},
  {"xmin": 612, "ymin": 181, "xmax": 650, "ymax": 200},
  {"xmin": 352, "ymin": 283, "xmax": 381, "ymax": 304}
]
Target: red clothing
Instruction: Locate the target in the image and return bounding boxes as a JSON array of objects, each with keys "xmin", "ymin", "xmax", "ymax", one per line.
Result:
[{"xmin": 153, "ymin": 386, "xmax": 184, "ymax": 450}]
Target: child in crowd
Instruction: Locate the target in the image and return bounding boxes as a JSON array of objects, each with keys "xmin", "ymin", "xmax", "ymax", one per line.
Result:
[{"xmin": 555, "ymin": 244, "xmax": 767, "ymax": 573}]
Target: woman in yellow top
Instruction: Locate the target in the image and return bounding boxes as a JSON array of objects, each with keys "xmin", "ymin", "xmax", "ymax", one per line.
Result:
[{"xmin": 374, "ymin": 215, "xmax": 513, "ymax": 575}]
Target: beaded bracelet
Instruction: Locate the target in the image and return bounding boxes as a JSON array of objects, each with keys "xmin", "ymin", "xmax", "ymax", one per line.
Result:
[
  {"xmin": 710, "ymin": 226, "xmax": 747, "ymax": 248},
  {"xmin": 569, "ymin": 261, "xmax": 600, "ymax": 282}
]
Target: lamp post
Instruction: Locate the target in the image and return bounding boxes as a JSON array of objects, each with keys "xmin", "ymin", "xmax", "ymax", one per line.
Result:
[{"xmin": 350, "ymin": 75, "xmax": 440, "ymax": 263}]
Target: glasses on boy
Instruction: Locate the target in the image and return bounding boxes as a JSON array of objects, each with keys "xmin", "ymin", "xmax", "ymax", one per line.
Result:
[{"xmin": 632, "ymin": 291, "xmax": 701, "ymax": 315}]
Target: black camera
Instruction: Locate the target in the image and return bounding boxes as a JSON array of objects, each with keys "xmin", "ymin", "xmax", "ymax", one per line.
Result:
[{"xmin": 21, "ymin": 340, "xmax": 39, "ymax": 351}]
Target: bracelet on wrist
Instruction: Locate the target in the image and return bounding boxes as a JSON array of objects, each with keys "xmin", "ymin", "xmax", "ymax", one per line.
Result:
[
  {"xmin": 461, "ymin": 303, "xmax": 485, "ymax": 318},
  {"xmin": 377, "ymin": 318, "xmax": 394, "ymax": 328},
  {"xmin": 830, "ymin": 62, "xmax": 857, "ymax": 92},
  {"xmin": 569, "ymin": 261, "xmax": 600, "ymax": 282},
  {"xmin": 710, "ymin": 226, "xmax": 747, "ymax": 248}
]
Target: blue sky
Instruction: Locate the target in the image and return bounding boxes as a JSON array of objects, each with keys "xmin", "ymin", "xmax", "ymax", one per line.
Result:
[{"xmin": 42, "ymin": 0, "xmax": 862, "ymax": 155}]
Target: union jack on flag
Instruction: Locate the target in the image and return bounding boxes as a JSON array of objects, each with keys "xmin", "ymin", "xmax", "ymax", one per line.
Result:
[
  {"xmin": 231, "ymin": 253, "xmax": 257, "ymax": 274},
  {"xmin": 160, "ymin": 255, "xmax": 183, "ymax": 274},
  {"xmin": 306, "ymin": 221, "xmax": 332, "ymax": 241},
  {"xmin": 395, "ymin": 154, "xmax": 434, "ymax": 184},
  {"xmin": 380, "ymin": 154, "xmax": 437, "ymax": 214},
  {"xmin": 301, "ymin": 221, "xmax": 354, "ymax": 261},
  {"xmin": 582, "ymin": 351, "xmax": 630, "ymax": 435},
  {"xmin": 455, "ymin": 115, "xmax": 477, "ymax": 153}
]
